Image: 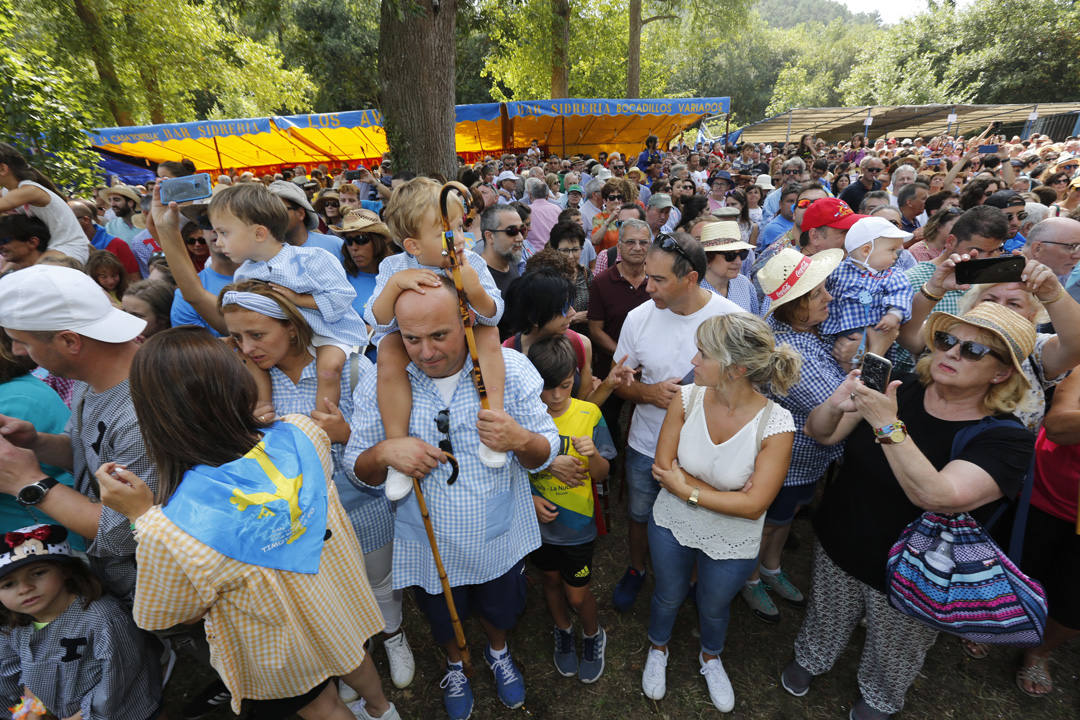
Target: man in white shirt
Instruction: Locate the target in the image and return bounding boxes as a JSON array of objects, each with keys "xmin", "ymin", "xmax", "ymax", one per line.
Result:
[{"xmin": 610, "ymin": 233, "xmax": 741, "ymax": 612}]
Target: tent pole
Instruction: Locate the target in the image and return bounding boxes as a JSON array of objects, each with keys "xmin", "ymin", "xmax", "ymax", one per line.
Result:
[
  {"xmin": 785, "ymin": 109, "xmax": 792, "ymax": 143},
  {"xmin": 213, "ymin": 137, "xmax": 225, "ymax": 175}
]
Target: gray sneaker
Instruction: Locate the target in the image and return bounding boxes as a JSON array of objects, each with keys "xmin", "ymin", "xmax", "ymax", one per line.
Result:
[
  {"xmin": 740, "ymin": 581, "xmax": 780, "ymax": 623},
  {"xmin": 578, "ymin": 627, "xmax": 606, "ymax": 684},
  {"xmin": 761, "ymin": 569, "xmax": 806, "ymax": 608},
  {"xmin": 553, "ymin": 625, "xmax": 577, "ymax": 677}
]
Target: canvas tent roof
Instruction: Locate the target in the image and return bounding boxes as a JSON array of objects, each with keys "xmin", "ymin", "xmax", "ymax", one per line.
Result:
[
  {"xmin": 87, "ymin": 97, "xmax": 729, "ymax": 173},
  {"xmin": 733, "ymin": 103, "xmax": 1080, "ymax": 143}
]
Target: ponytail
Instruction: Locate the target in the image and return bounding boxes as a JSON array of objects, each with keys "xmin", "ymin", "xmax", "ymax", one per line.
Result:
[{"xmin": 0, "ymin": 142, "xmax": 64, "ymax": 198}]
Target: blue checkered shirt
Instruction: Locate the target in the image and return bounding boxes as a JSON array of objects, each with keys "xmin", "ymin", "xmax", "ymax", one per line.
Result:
[
  {"xmin": 236, "ymin": 243, "xmax": 366, "ymax": 346},
  {"xmin": 364, "ymin": 249, "xmax": 503, "ymax": 345},
  {"xmin": 701, "ymin": 274, "xmax": 760, "ymax": 315},
  {"xmin": 269, "ymin": 355, "xmax": 393, "ymax": 554},
  {"xmin": 820, "ymin": 259, "xmax": 914, "ymax": 336},
  {"xmin": 767, "ymin": 317, "xmax": 846, "ymax": 486},
  {"xmin": 345, "ymin": 349, "xmax": 559, "ymax": 593}
]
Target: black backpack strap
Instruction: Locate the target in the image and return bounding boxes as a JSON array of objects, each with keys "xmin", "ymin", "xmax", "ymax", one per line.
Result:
[{"xmin": 607, "ymin": 245, "xmax": 618, "ymax": 267}]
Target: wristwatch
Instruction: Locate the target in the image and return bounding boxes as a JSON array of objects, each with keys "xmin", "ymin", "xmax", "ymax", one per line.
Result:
[
  {"xmin": 687, "ymin": 487, "xmax": 700, "ymax": 508},
  {"xmin": 873, "ymin": 420, "xmax": 909, "ymax": 445},
  {"xmin": 16, "ymin": 477, "xmax": 58, "ymax": 506}
]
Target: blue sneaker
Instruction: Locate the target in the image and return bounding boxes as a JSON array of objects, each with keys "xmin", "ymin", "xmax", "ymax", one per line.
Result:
[
  {"xmin": 484, "ymin": 645, "xmax": 526, "ymax": 709},
  {"xmin": 439, "ymin": 663, "xmax": 473, "ymax": 720},
  {"xmin": 553, "ymin": 626, "xmax": 577, "ymax": 677},
  {"xmin": 612, "ymin": 566, "xmax": 647, "ymax": 612},
  {"xmin": 578, "ymin": 627, "xmax": 606, "ymax": 684}
]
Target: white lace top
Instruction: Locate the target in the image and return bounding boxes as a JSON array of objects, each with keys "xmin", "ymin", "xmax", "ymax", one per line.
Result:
[{"xmin": 652, "ymin": 385, "xmax": 795, "ymax": 560}]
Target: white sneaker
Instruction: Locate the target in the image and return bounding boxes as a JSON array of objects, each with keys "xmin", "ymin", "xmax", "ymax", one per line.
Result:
[
  {"xmin": 477, "ymin": 443, "xmax": 507, "ymax": 469},
  {"xmin": 385, "ymin": 467, "xmax": 413, "ymax": 501},
  {"xmin": 338, "ymin": 678, "xmax": 359, "ymax": 703},
  {"xmin": 384, "ymin": 631, "xmax": 415, "ymax": 689},
  {"xmin": 641, "ymin": 647, "xmax": 668, "ymax": 700},
  {"xmin": 699, "ymin": 652, "xmax": 735, "ymax": 712},
  {"xmin": 348, "ymin": 698, "xmax": 402, "ymax": 720}
]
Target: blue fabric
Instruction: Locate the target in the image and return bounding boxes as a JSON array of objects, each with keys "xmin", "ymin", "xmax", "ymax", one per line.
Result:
[
  {"xmin": 344, "ymin": 349, "xmax": 559, "ymax": 593},
  {"xmin": 758, "ymin": 216, "xmax": 793, "ymax": 252},
  {"xmin": 236, "ymin": 243, "xmax": 365, "ymax": 346},
  {"xmin": 268, "ymin": 355, "xmax": 393, "ymax": 555},
  {"xmin": 304, "ymin": 231, "xmax": 344, "ymax": 258},
  {"xmin": 625, "ymin": 446, "xmax": 658, "ymax": 523},
  {"xmin": 90, "ymin": 225, "xmax": 114, "ymax": 250},
  {"xmin": 646, "ymin": 516, "xmax": 757, "ymax": 655},
  {"xmin": 162, "ymin": 422, "xmax": 329, "ymax": 573},
  {"xmin": 701, "ymin": 274, "xmax": 759, "ymax": 315},
  {"xmin": 347, "ymin": 270, "xmax": 378, "ymax": 320},
  {"xmin": 1004, "ymin": 232, "xmax": 1026, "ymax": 254},
  {"xmin": 760, "ymin": 187, "xmax": 783, "ymax": 227},
  {"xmin": 1067, "ymin": 261, "xmax": 1080, "ymax": 289},
  {"xmin": 170, "ymin": 266, "xmax": 234, "ymax": 336},
  {"xmin": 821, "ymin": 260, "xmax": 914, "ymax": 336}
]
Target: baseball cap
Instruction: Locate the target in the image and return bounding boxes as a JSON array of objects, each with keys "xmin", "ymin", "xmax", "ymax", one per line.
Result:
[
  {"xmin": 985, "ymin": 190, "xmax": 1026, "ymax": 209},
  {"xmin": 567, "ymin": 184, "xmax": 583, "ymax": 194},
  {"xmin": 0, "ymin": 524, "xmax": 77, "ymax": 580},
  {"xmin": 647, "ymin": 193, "xmax": 674, "ymax": 210},
  {"xmin": 268, "ymin": 180, "xmax": 318, "ymax": 230},
  {"xmin": 0, "ymin": 265, "xmax": 146, "ymax": 342},
  {"xmin": 844, "ymin": 216, "xmax": 912, "ymax": 254},
  {"xmin": 800, "ymin": 198, "xmax": 867, "ymax": 232}
]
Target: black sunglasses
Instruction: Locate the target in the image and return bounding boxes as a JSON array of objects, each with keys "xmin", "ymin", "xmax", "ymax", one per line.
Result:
[
  {"xmin": 932, "ymin": 331, "xmax": 1006, "ymax": 363},
  {"xmin": 718, "ymin": 249, "xmax": 749, "ymax": 262},
  {"xmin": 184, "ymin": 235, "xmax": 207, "ymax": 245},
  {"xmin": 656, "ymin": 232, "xmax": 691, "ymax": 263},
  {"xmin": 493, "ymin": 225, "xmax": 524, "ymax": 237},
  {"xmin": 343, "ymin": 234, "xmax": 375, "ymax": 246},
  {"xmin": 435, "ymin": 409, "xmax": 459, "ymax": 485},
  {"xmin": 323, "ymin": 200, "xmax": 340, "ymax": 207},
  {"xmin": 605, "ymin": 194, "xmax": 624, "ymax": 202}
]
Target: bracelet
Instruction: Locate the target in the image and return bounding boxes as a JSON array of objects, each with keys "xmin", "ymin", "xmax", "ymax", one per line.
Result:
[
  {"xmin": 919, "ymin": 284, "xmax": 944, "ymax": 302},
  {"xmin": 1042, "ymin": 285, "xmax": 1067, "ymax": 305}
]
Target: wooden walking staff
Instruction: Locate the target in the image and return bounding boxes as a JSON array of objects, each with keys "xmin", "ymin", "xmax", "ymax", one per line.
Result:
[{"xmin": 439, "ymin": 181, "xmax": 491, "ymax": 409}]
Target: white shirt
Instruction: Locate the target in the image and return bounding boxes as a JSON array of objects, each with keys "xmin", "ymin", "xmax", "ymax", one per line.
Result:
[
  {"xmin": 3, "ymin": 181, "xmax": 89, "ymax": 263},
  {"xmin": 615, "ymin": 292, "xmax": 741, "ymax": 457}
]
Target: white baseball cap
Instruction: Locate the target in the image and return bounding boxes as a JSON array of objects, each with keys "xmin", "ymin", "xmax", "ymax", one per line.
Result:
[
  {"xmin": 0, "ymin": 265, "xmax": 145, "ymax": 342},
  {"xmin": 844, "ymin": 216, "xmax": 912, "ymax": 254}
]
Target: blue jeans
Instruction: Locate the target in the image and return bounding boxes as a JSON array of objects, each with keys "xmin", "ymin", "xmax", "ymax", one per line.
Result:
[
  {"xmin": 625, "ymin": 446, "xmax": 659, "ymax": 523},
  {"xmin": 647, "ymin": 515, "xmax": 758, "ymax": 656}
]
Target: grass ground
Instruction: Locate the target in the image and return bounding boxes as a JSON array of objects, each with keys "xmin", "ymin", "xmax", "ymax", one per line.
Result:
[{"xmin": 165, "ymin": 506, "xmax": 1080, "ymax": 719}]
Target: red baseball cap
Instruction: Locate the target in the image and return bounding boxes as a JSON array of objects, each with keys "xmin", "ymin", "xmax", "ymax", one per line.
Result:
[{"xmin": 801, "ymin": 197, "xmax": 867, "ymax": 232}]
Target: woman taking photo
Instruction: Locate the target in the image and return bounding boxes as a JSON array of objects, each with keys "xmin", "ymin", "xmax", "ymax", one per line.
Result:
[
  {"xmin": 641, "ymin": 313, "xmax": 797, "ymax": 712},
  {"xmin": 97, "ymin": 327, "xmax": 400, "ymax": 720},
  {"xmin": 784, "ymin": 302, "xmax": 1035, "ymax": 720}
]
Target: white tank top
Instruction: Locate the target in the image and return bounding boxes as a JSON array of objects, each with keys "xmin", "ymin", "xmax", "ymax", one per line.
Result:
[
  {"xmin": 652, "ymin": 384, "xmax": 795, "ymax": 560},
  {"xmin": 5, "ymin": 180, "xmax": 89, "ymax": 263}
]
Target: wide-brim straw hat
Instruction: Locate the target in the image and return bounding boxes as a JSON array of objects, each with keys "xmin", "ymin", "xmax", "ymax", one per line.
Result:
[
  {"xmin": 330, "ymin": 208, "xmax": 392, "ymax": 238},
  {"xmin": 924, "ymin": 301, "xmax": 1036, "ymax": 379},
  {"xmin": 759, "ymin": 247, "xmax": 843, "ymax": 315},
  {"xmin": 700, "ymin": 221, "xmax": 754, "ymax": 252},
  {"xmin": 106, "ymin": 185, "xmax": 141, "ymax": 204}
]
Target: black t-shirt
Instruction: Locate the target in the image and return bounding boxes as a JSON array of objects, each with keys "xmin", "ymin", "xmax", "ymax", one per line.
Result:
[
  {"xmin": 813, "ymin": 376, "xmax": 1034, "ymax": 594},
  {"xmin": 837, "ymin": 179, "xmax": 881, "ymax": 213},
  {"xmin": 488, "ymin": 262, "xmax": 520, "ymax": 296}
]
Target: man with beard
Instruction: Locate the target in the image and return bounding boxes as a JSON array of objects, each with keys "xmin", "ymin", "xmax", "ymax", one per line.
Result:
[
  {"xmin": 104, "ymin": 185, "xmax": 143, "ymax": 244},
  {"xmin": 480, "ymin": 205, "xmax": 526, "ymax": 294}
]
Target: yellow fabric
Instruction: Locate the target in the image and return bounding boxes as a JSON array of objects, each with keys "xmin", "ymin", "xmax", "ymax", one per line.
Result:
[
  {"xmin": 131, "ymin": 414, "xmax": 383, "ymax": 714},
  {"xmin": 530, "ymin": 399, "xmax": 602, "ymax": 523}
]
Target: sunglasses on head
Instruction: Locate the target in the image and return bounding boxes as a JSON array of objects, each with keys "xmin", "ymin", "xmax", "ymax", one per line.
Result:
[
  {"xmin": 656, "ymin": 232, "xmax": 691, "ymax": 262},
  {"xmin": 435, "ymin": 409, "xmax": 459, "ymax": 485},
  {"xmin": 343, "ymin": 233, "xmax": 375, "ymax": 246},
  {"xmin": 493, "ymin": 224, "xmax": 524, "ymax": 237},
  {"xmin": 718, "ymin": 249, "xmax": 749, "ymax": 262},
  {"xmin": 932, "ymin": 331, "xmax": 1005, "ymax": 363}
]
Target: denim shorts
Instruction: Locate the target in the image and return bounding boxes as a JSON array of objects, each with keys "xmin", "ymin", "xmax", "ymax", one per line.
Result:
[
  {"xmin": 625, "ymin": 446, "xmax": 659, "ymax": 523},
  {"xmin": 765, "ymin": 482, "xmax": 817, "ymax": 525},
  {"xmin": 413, "ymin": 558, "xmax": 527, "ymax": 645}
]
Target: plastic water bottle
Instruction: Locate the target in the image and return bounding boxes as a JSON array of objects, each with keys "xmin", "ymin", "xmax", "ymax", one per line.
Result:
[{"xmin": 923, "ymin": 531, "xmax": 956, "ymax": 574}]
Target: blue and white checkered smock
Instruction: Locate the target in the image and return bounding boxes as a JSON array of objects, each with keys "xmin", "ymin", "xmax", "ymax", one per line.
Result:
[
  {"xmin": 820, "ymin": 259, "xmax": 915, "ymax": 336},
  {"xmin": 364, "ymin": 249, "xmax": 503, "ymax": 346},
  {"xmin": 701, "ymin": 274, "xmax": 760, "ymax": 315},
  {"xmin": 767, "ymin": 316, "xmax": 847, "ymax": 487},
  {"xmin": 236, "ymin": 243, "xmax": 366, "ymax": 346},
  {"xmin": 344, "ymin": 349, "xmax": 559, "ymax": 593},
  {"xmin": 269, "ymin": 354, "xmax": 393, "ymax": 554}
]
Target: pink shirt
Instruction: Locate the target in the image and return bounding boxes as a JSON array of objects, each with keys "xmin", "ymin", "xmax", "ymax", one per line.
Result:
[
  {"xmin": 526, "ymin": 197, "xmax": 563, "ymax": 253},
  {"xmin": 906, "ymin": 240, "xmax": 940, "ymax": 263}
]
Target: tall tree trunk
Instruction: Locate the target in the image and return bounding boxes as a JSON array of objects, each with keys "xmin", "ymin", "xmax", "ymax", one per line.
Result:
[
  {"xmin": 627, "ymin": 0, "xmax": 641, "ymax": 98},
  {"xmin": 550, "ymin": 0, "xmax": 569, "ymax": 98},
  {"xmin": 71, "ymin": 0, "xmax": 134, "ymax": 126},
  {"xmin": 140, "ymin": 66, "xmax": 166, "ymax": 125},
  {"xmin": 379, "ymin": 0, "xmax": 457, "ymax": 179}
]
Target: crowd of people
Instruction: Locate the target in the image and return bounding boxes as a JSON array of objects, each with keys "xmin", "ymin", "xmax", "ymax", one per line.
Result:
[{"xmin": 0, "ymin": 124, "xmax": 1078, "ymax": 720}]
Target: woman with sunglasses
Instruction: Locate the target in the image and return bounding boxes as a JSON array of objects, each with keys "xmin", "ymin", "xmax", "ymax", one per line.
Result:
[
  {"xmin": 699, "ymin": 222, "xmax": 758, "ymax": 315},
  {"xmin": 1049, "ymin": 176, "xmax": 1080, "ymax": 217},
  {"xmin": 1041, "ymin": 171, "xmax": 1070, "ymax": 204},
  {"xmin": 590, "ymin": 181, "xmax": 626, "ymax": 252},
  {"xmin": 314, "ymin": 189, "xmax": 343, "ymax": 229},
  {"xmin": 786, "ymin": 301, "xmax": 1036, "ymax": 720},
  {"xmin": 330, "ymin": 208, "xmax": 398, "ymax": 322}
]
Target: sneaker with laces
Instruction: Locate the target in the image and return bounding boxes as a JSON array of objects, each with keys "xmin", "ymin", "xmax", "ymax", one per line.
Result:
[
  {"xmin": 182, "ymin": 679, "xmax": 232, "ymax": 720},
  {"xmin": 553, "ymin": 626, "xmax": 578, "ymax": 677},
  {"xmin": 740, "ymin": 581, "xmax": 780, "ymax": 623},
  {"xmin": 699, "ymin": 652, "xmax": 735, "ymax": 712},
  {"xmin": 760, "ymin": 568, "xmax": 806, "ymax": 608},
  {"xmin": 612, "ymin": 566, "xmax": 647, "ymax": 612},
  {"xmin": 440, "ymin": 664, "xmax": 474, "ymax": 720},
  {"xmin": 641, "ymin": 647, "xmax": 668, "ymax": 700},
  {"xmin": 780, "ymin": 660, "xmax": 811, "ymax": 697},
  {"xmin": 348, "ymin": 698, "xmax": 402, "ymax": 720},
  {"xmin": 484, "ymin": 645, "xmax": 526, "ymax": 709},
  {"xmin": 578, "ymin": 627, "xmax": 606, "ymax": 684},
  {"xmin": 384, "ymin": 467, "xmax": 414, "ymax": 501},
  {"xmin": 339, "ymin": 678, "xmax": 360, "ymax": 703},
  {"xmin": 384, "ymin": 631, "xmax": 415, "ymax": 689}
]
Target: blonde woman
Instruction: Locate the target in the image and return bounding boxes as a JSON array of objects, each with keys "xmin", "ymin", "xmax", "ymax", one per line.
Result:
[{"xmin": 641, "ymin": 313, "xmax": 798, "ymax": 712}]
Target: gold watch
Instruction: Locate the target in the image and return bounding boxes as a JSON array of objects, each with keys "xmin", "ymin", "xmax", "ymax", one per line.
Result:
[
  {"xmin": 873, "ymin": 420, "xmax": 908, "ymax": 445},
  {"xmin": 687, "ymin": 487, "xmax": 700, "ymax": 507}
]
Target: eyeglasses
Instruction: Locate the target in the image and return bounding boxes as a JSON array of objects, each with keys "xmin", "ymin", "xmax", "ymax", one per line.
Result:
[
  {"xmin": 656, "ymin": 232, "xmax": 691, "ymax": 263},
  {"xmin": 865, "ymin": 167, "xmax": 884, "ymax": 173},
  {"xmin": 434, "ymin": 409, "xmax": 459, "ymax": 486},
  {"xmin": 556, "ymin": 245, "xmax": 581, "ymax": 255},
  {"xmin": 1051, "ymin": 178, "xmax": 1069, "ymax": 185},
  {"xmin": 718, "ymin": 249, "xmax": 749, "ymax": 262},
  {"xmin": 184, "ymin": 235, "xmax": 207, "ymax": 245},
  {"xmin": 343, "ymin": 233, "xmax": 375, "ymax": 246},
  {"xmin": 1040, "ymin": 240, "xmax": 1080, "ymax": 252},
  {"xmin": 493, "ymin": 225, "xmax": 524, "ymax": 237},
  {"xmin": 1004, "ymin": 211, "xmax": 1029, "ymax": 221},
  {"xmin": 932, "ymin": 331, "xmax": 1006, "ymax": 364},
  {"xmin": 620, "ymin": 237, "xmax": 650, "ymax": 247}
]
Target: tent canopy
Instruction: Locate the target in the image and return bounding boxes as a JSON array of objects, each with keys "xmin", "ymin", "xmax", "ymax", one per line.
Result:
[
  {"xmin": 88, "ymin": 97, "xmax": 729, "ymax": 173},
  {"xmin": 733, "ymin": 103, "xmax": 1080, "ymax": 143}
]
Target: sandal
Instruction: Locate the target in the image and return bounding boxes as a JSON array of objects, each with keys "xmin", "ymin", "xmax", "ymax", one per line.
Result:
[
  {"xmin": 960, "ymin": 638, "xmax": 989, "ymax": 659},
  {"xmin": 1015, "ymin": 656, "xmax": 1053, "ymax": 697}
]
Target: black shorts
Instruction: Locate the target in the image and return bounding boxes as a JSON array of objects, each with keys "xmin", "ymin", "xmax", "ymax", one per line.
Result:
[
  {"xmin": 244, "ymin": 678, "xmax": 332, "ymax": 719},
  {"xmin": 531, "ymin": 541, "xmax": 595, "ymax": 588},
  {"xmin": 413, "ymin": 558, "xmax": 527, "ymax": 645},
  {"xmin": 1021, "ymin": 505, "xmax": 1080, "ymax": 630}
]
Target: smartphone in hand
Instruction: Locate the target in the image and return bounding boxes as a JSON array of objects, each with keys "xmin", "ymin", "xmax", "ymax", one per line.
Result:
[
  {"xmin": 160, "ymin": 173, "xmax": 212, "ymax": 205},
  {"xmin": 954, "ymin": 256, "xmax": 1025, "ymax": 285},
  {"xmin": 859, "ymin": 353, "xmax": 892, "ymax": 394}
]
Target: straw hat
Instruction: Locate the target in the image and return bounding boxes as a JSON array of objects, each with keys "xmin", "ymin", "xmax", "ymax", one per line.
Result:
[
  {"xmin": 700, "ymin": 221, "xmax": 754, "ymax": 252},
  {"xmin": 330, "ymin": 208, "xmax": 391, "ymax": 238},
  {"xmin": 924, "ymin": 302, "xmax": 1036, "ymax": 379},
  {"xmin": 758, "ymin": 247, "xmax": 843, "ymax": 315},
  {"xmin": 106, "ymin": 185, "xmax": 141, "ymax": 204}
]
